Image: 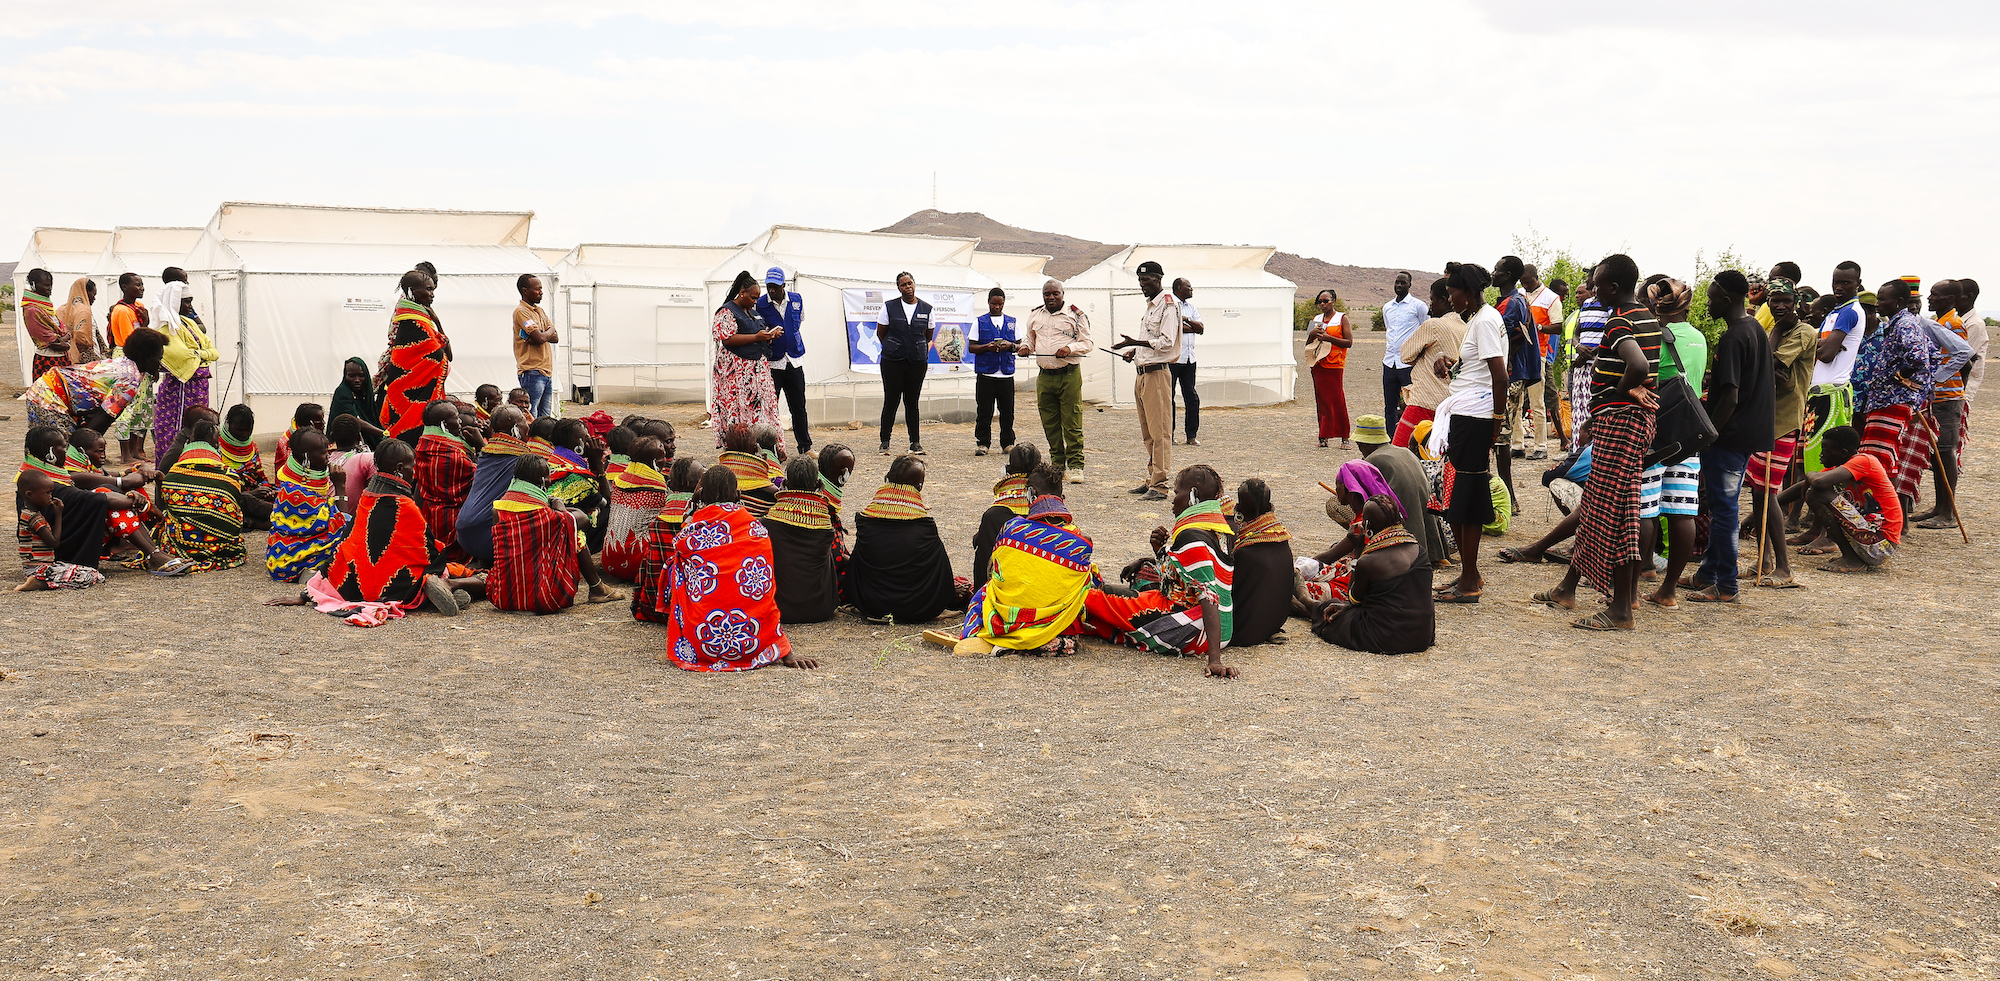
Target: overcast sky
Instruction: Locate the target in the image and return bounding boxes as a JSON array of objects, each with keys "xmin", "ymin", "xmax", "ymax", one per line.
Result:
[{"xmin": 3, "ymin": 0, "xmax": 1993, "ymax": 291}]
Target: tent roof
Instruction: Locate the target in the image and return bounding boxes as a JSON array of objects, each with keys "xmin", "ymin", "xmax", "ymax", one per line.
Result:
[
  {"xmin": 561, "ymin": 244, "xmax": 739, "ymax": 288},
  {"xmin": 1070, "ymin": 244, "xmax": 1294, "ymax": 290},
  {"xmin": 188, "ymin": 240, "xmax": 550, "ymax": 276},
  {"xmin": 18, "ymin": 227, "xmax": 112, "ymax": 274},
  {"xmin": 748, "ymin": 225, "xmax": 980, "ymax": 267},
  {"xmin": 204, "ymin": 201, "xmax": 534, "ymax": 247},
  {"xmin": 88, "ymin": 226, "xmax": 203, "ymax": 278},
  {"xmin": 970, "ymin": 251, "xmax": 1053, "ymax": 276},
  {"xmin": 531, "ymin": 247, "xmax": 571, "ymax": 267}
]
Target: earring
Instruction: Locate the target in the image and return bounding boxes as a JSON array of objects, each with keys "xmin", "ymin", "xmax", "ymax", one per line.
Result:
[{"xmin": 44, "ymin": 450, "xmax": 60, "ymax": 465}]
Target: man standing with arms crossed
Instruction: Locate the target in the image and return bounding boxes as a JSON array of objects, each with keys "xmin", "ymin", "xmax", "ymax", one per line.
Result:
[
  {"xmin": 1112, "ymin": 260, "xmax": 1183, "ymax": 501},
  {"xmin": 1022, "ymin": 279, "xmax": 1093, "ymax": 482},
  {"xmin": 756, "ymin": 267, "xmax": 810, "ymax": 453},
  {"xmin": 513, "ymin": 274, "xmax": 558, "ymax": 419},
  {"xmin": 1379, "ymin": 271, "xmax": 1428, "ymax": 429}
]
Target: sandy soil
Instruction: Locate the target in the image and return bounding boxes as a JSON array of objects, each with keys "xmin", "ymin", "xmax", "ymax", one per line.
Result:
[{"xmin": 4, "ymin": 334, "xmax": 1997, "ymax": 980}]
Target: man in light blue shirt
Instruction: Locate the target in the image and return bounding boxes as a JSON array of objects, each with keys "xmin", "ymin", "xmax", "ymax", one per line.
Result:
[{"xmin": 1379, "ymin": 271, "xmax": 1428, "ymax": 427}]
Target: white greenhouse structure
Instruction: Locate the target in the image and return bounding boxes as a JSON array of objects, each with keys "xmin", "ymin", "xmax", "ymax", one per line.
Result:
[
  {"xmin": 12, "ymin": 227, "xmax": 111, "ymax": 384},
  {"xmin": 179, "ymin": 202, "xmax": 550, "ymax": 428}
]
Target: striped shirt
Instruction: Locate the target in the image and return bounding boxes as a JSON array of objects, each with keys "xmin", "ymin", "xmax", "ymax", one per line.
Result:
[{"xmin": 1590, "ymin": 304, "xmax": 1662, "ymax": 410}]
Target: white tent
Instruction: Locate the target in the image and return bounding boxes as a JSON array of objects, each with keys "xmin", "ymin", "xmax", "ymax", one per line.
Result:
[
  {"xmin": 699, "ymin": 225, "xmax": 1003, "ymax": 425},
  {"xmin": 548, "ymin": 243, "xmax": 739, "ymax": 405},
  {"xmin": 969, "ymin": 250, "xmax": 1057, "ymax": 325},
  {"xmin": 87, "ymin": 224, "xmax": 203, "ymax": 341},
  {"xmin": 12, "ymin": 227, "xmax": 111, "ymax": 383},
  {"xmin": 1064, "ymin": 245, "xmax": 1297, "ymax": 407},
  {"xmin": 181, "ymin": 202, "xmax": 548, "ymax": 432}
]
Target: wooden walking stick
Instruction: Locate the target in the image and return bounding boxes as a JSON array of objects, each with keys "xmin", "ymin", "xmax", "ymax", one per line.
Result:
[
  {"xmin": 1754, "ymin": 454, "xmax": 1771, "ymax": 584},
  {"xmin": 1920, "ymin": 418, "xmax": 1972, "ymax": 544}
]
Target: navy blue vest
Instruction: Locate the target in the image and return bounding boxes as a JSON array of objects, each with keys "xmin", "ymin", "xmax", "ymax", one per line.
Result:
[
  {"xmin": 722, "ymin": 302, "xmax": 769, "ymax": 360},
  {"xmin": 879, "ymin": 297, "xmax": 933, "ymax": 363}
]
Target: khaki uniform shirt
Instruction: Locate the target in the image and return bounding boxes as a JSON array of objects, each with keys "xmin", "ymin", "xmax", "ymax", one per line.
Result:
[
  {"xmin": 1130, "ymin": 290, "xmax": 1182, "ymax": 367},
  {"xmin": 1023, "ymin": 303, "xmax": 1094, "ymax": 370}
]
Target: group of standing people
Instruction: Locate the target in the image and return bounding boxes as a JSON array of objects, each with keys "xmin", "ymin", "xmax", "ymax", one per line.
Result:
[{"xmin": 1382, "ymin": 253, "xmax": 1978, "ymax": 632}]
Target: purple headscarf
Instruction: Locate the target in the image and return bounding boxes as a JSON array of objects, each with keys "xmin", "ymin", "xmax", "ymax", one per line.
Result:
[{"xmin": 1335, "ymin": 460, "xmax": 1402, "ymax": 519}]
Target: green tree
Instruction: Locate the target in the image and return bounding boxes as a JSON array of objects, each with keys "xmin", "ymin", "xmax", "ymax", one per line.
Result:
[
  {"xmin": 0, "ymin": 282, "xmax": 13, "ymax": 315},
  {"xmin": 1294, "ymin": 295, "xmax": 1347, "ymax": 332}
]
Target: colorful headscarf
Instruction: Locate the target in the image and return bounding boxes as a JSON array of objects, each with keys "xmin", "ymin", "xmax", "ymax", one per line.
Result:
[
  {"xmin": 1026, "ymin": 494, "xmax": 1071, "ymax": 524},
  {"xmin": 1334, "ymin": 460, "xmax": 1400, "ymax": 518},
  {"xmin": 1645, "ymin": 278, "xmax": 1694, "ymax": 323}
]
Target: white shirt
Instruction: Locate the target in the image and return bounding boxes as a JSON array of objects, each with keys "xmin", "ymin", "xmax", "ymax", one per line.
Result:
[
  {"xmin": 1446, "ymin": 305, "xmax": 1509, "ymax": 413},
  {"xmin": 1176, "ymin": 299, "xmax": 1199, "ymax": 363},
  {"xmin": 1812, "ymin": 299, "xmax": 1865, "ymax": 388},
  {"xmin": 1379, "ymin": 294, "xmax": 1429, "ymax": 369},
  {"xmin": 875, "ymin": 299, "xmax": 919, "ymax": 327},
  {"xmin": 1529, "ymin": 286, "xmax": 1564, "ymax": 337}
]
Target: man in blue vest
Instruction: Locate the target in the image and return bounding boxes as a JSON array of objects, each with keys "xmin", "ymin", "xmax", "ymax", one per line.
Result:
[
  {"xmin": 968, "ymin": 287, "xmax": 1019, "ymax": 455},
  {"xmin": 875, "ymin": 271, "xmax": 934, "ymax": 455},
  {"xmin": 756, "ymin": 267, "xmax": 810, "ymax": 453}
]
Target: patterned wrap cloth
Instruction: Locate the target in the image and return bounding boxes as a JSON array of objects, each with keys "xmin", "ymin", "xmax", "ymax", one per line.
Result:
[{"xmin": 661, "ymin": 502, "xmax": 791, "ymax": 672}]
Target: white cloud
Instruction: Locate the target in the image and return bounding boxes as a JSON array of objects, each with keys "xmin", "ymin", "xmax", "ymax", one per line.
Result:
[{"xmin": 3, "ymin": 0, "xmax": 1996, "ymax": 287}]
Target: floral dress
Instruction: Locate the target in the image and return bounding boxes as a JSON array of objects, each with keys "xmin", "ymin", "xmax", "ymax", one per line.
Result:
[{"xmin": 709, "ymin": 305, "xmax": 785, "ymax": 451}]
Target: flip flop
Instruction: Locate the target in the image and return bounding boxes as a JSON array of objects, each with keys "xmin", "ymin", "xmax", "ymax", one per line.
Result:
[
  {"xmin": 1572, "ymin": 611, "xmax": 1633, "ymax": 631},
  {"xmin": 1796, "ymin": 541, "xmax": 1837, "ymax": 555},
  {"xmin": 1434, "ymin": 585, "xmax": 1481, "ymax": 604},
  {"xmin": 920, "ymin": 628, "xmax": 960, "ymax": 647},
  {"xmin": 1496, "ymin": 547, "xmax": 1541, "ymax": 564},
  {"xmin": 1532, "ymin": 589, "xmax": 1575, "ymax": 611},
  {"xmin": 1643, "ymin": 594, "xmax": 1681, "ymax": 611},
  {"xmin": 147, "ymin": 557, "xmax": 194, "ymax": 577}
]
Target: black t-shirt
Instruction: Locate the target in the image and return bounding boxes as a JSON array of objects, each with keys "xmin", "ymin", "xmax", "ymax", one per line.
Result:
[{"xmin": 1707, "ymin": 317, "xmax": 1776, "ymax": 453}]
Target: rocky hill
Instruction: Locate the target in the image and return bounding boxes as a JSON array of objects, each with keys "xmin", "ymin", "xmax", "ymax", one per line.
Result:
[{"xmin": 875, "ymin": 210, "xmax": 1437, "ymax": 308}]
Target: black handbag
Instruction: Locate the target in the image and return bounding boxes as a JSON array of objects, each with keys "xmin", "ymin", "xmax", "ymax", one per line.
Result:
[{"xmin": 1645, "ymin": 327, "xmax": 1718, "ymax": 466}]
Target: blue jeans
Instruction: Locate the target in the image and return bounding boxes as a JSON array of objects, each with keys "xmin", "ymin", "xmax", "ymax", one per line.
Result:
[
  {"xmin": 519, "ymin": 371, "xmax": 554, "ymax": 419},
  {"xmin": 1696, "ymin": 447, "xmax": 1750, "ymax": 594}
]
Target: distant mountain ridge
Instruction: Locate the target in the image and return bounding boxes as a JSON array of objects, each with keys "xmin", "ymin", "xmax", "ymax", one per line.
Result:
[{"xmin": 875, "ymin": 210, "xmax": 1439, "ymax": 309}]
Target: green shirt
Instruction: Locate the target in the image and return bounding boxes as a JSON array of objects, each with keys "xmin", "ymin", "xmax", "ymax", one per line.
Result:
[{"xmin": 1656, "ymin": 321, "xmax": 1708, "ymax": 398}]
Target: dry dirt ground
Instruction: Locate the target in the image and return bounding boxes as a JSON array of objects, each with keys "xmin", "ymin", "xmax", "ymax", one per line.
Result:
[{"xmin": 4, "ymin": 334, "xmax": 1999, "ymax": 980}]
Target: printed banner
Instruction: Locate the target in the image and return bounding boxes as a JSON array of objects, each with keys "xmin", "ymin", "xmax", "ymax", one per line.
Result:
[{"xmin": 843, "ymin": 287, "xmax": 980, "ymax": 375}]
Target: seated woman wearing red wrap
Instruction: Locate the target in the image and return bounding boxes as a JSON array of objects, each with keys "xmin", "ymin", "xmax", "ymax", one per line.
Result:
[
  {"xmin": 657, "ymin": 465, "xmax": 818, "ymax": 672},
  {"xmin": 634, "ymin": 456, "xmax": 703, "ymax": 624},
  {"xmin": 487, "ymin": 455, "xmax": 622, "ymax": 614},
  {"xmin": 602, "ymin": 435, "xmax": 671, "ymax": 581},
  {"xmin": 266, "ymin": 437, "xmax": 484, "ymax": 621},
  {"xmin": 413, "ymin": 400, "xmax": 476, "ymax": 558}
]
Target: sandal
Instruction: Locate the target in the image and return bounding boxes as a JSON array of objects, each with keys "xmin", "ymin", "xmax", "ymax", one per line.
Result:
[
  {"xmin": 1815, "ymin": 560, "xmax": 1874, "ymax": 574},
  {"xmin": 1496, "ymin": 547, "xmax": 1541, "ymax": 564},
  {"xmin": 1643, "ymin": 594, "xmax": 1680, "ymax": 611},
  {"xmin": 1572, "ymin": 610, "xmax": 1633, "ymax": 631},
  {"xmin": 148, "ymin": 557, "xmax": 194, "ymax": 577},
  {"xmin": 921, "ymin": 628, "xmax": 961, "ymax": 647},
  {"xmin": 1542, "ymin": 546, "xmax": 1573, "ymax": 564},
  {"xmin": 1043, "ymin": 637, "xmax": 1080, "ymax": 657},
  {"xmin": 1796, "ymin": 542, "xmax": 1837, "ymax": 556},
  {"xmin": 1533, "ymin": 588, "xmax": 1575, "ymax": 611},
  {"xmin": 1753, "ymin": 576, "xmax": 1802, "ymax": 589},
  {"xmin": 586, "ymin": 587, "xmax": 628, "ymax": 604},
  {"xmin": 1684, "ymin": 587, "xmax": 1739, "ymax": 604},
  {"xmin": 1433, "ymin": 584, "xmax": 1481, "ymax": 604}
]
